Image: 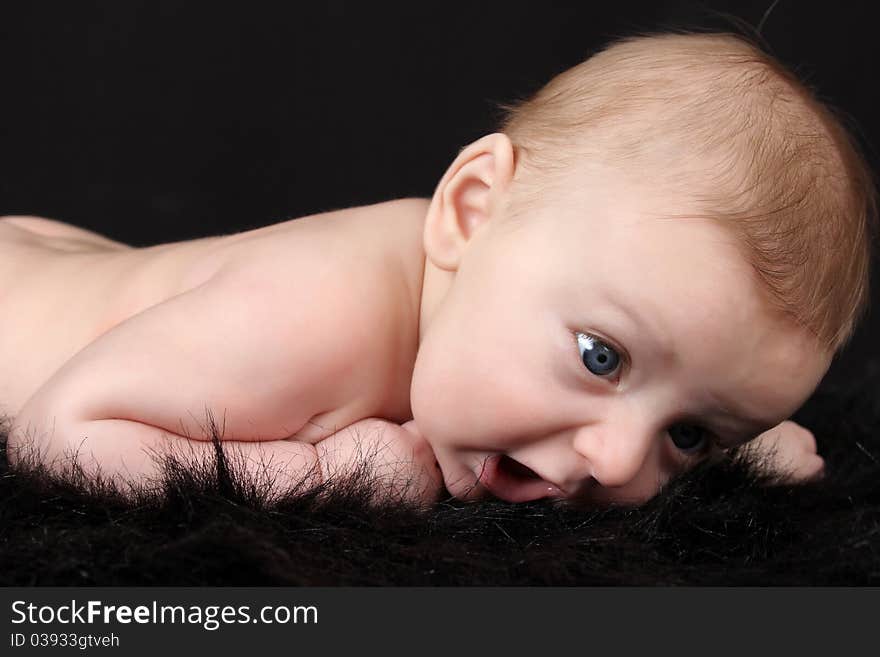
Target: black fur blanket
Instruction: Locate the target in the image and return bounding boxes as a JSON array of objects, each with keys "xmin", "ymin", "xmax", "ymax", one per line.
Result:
[{"xmin": 2, "ymin": 361, "xmax": 878, "ymax": 586}]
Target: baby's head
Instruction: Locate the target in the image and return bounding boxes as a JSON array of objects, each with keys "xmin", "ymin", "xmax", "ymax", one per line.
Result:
[{"xmin": 410, "ymin": 31, "xmax": 876, "ymax": 506}]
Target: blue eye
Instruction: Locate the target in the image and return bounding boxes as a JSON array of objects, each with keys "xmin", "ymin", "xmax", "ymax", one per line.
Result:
[
  {"xmin": 576, "ymin": 332, "xmax": 621, "ymax": 377},
  {"xmin": 668, "ymin": 423, "xmax": 708, "ymax": 453}
]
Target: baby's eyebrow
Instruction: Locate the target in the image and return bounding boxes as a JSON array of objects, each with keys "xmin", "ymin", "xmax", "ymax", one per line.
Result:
[
  {"xmin": 707, "ymin": 409, "xmax": 769, "ymax": 449},
  {"xmin": 602, "ymin": 292, "xmax": 676, "ymax": 365},
  {"xmin": 713, "ymin": 431, "xmax": 752, "ymax": 450}
]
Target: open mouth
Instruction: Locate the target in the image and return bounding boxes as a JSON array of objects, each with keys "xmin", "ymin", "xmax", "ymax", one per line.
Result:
[{"xmin": 478, "ymin": 454, "xmax": 565, "ymax": 503}]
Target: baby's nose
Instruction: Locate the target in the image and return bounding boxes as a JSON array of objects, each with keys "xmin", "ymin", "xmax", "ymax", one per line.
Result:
[{"xmin": 573, "ymin": 425, "xmax": 657, "ymax": 490}]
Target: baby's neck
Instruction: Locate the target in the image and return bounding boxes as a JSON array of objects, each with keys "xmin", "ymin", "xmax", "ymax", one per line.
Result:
[{"xmin": 383, "ymin": 198, "xmax": 450, "ymax": 351}]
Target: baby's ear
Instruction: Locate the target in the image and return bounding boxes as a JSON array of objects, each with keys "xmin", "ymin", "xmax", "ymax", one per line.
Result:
[{"xmin": 423, "ymin": 133, "xmax": 515, "ymax": 270}]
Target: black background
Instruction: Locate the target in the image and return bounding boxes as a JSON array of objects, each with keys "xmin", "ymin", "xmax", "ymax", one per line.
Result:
[{"xmin": 1, "ymin": 1, "xmax": 877, "ymax": 387}]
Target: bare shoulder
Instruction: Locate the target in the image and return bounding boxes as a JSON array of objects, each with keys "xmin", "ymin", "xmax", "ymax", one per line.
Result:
[
  {"xmin": 218, "ymin": 196, "xmax": 428, "ymax": 318},
  {"xmin": 218, "ymin": 197, "xmax": 428, "ymax": 267},
  {"xmin": 207, "ymin": 197, "xmax": 428, "ymax": 427}
]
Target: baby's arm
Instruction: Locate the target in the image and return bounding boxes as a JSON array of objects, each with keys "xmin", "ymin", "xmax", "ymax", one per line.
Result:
[
  {"xmin": 6, "ymin": 264, "xmax": 364, "ymax": 495},
  {"xmin": 10, "ymin": 412, "xmax": 441, "ymax": 504}
]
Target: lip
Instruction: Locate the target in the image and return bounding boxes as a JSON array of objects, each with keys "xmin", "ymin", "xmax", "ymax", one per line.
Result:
[{"xmin": 477, "ymin": 455, "xmax": 566, "ymax": 503}]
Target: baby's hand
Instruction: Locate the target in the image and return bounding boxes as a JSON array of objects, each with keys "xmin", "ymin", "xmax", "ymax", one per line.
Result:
[
  {"xmin": 316, "ymin": 417, "xmax": 443, "ymax": 508},
  {"xmin": 747, "ymin": 420, "xmax": 825, "ymax": 484}
]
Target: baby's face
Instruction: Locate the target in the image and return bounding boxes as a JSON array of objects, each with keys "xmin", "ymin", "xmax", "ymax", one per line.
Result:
[{"xmin": 410, "ymin": 176, "xmax": 831, "ymax": 506}]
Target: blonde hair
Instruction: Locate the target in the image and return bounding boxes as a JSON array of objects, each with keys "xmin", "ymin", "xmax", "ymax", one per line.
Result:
[{"xmin": 496, "ymin": 31, "xmax": 877, "ymax": 353}]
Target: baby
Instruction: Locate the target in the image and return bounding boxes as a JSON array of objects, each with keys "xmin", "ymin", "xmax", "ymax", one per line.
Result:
[{"xmin": 2, "ymin": 31, "xmax": 875, "ymax": 508}]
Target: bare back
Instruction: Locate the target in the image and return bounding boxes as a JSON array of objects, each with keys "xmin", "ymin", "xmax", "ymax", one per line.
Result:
[{"xmin": 0, "ymin": 199, "xmax": 428, "ymax": 435}]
